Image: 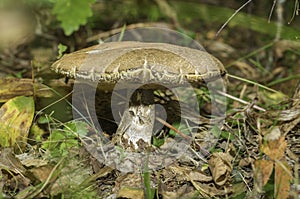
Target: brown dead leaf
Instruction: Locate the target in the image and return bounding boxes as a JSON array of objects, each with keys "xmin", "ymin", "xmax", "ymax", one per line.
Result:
[
  {"xmin": 0, "ymin": 148, "xmax": 26, "ymax": 175},
  {"xmin": 0, "ymin": 78, "xmax": 34, "ymax": 102},
  {"xmin": 254, "ymin": 159, "xmax": 274, "ymax": 188},
  {"xmin": 261, "ymin": 135, "xmax": 287, "ymax": 160},
  {"xmin": 238, "ymin": 157, "xmax": 253, "ymax": 167},
  {"xmin": 192, "ymin": 181, "xmax": 233, "ymax": 197},
  {"xmin": 29, "ymin": 165, "xmax": 54, "ymax": 183},
  {"xmin": 15, "ymin": 152, "xmax": 48, "ymax": 168},
  {"xmin": 275, "ymin": 160, "xmax": 292, "ymax": 199},
  {"xmin": 188, "ymin": 170, "xmax": 213, "ymax": 182},
  {"xmin": 161, "ymin": 184, "xmax": 197, "ymax": 199},
  {"xmin": 281, "ymin": 80, "xmax": 300, "ymax": 133},
  {"xmin": 0, "ymin": 78, "xmax": 53, "ymax": 102},
  {"xmin": 117, "ymin": 187, "xmax": 144, "ymax": 199},
  {"xmin": 114, "ymin": 173, "xmax": 144, "ymax": 194},
  {"xmin": 273, "ymin": 40, "xmax": 300, "ymax": 58},
  {"xmin": 208, "ymin": 152, "xmax": 233, "ymax": 186}
]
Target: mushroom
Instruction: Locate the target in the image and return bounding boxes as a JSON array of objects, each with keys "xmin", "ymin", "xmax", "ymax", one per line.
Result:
[{"xmin": 51, "ymin": 41, "xmax": 226, "ymax": 150}]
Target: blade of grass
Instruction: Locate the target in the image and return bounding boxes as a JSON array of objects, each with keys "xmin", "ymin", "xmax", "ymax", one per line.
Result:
[
  {"xmin": 228, "ymin": 74, "xmax": 282, "ymax": 93},
  {"xmin": 267, "ymin": 74, "xmax": 300, "ymax": 86},
  {"xmin": 227, "ymin": 42, "xmax": 274, "ymax": 67}
]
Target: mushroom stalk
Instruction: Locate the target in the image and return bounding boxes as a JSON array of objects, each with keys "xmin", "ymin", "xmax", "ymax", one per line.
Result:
[{"xmin": 114, "ymin": 89, "xmax": 155, "ymax": 150}]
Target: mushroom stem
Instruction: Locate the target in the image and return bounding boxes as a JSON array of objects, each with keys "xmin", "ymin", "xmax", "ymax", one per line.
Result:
[{"xmin": 114, "ymin": 89, "xmax": 155, "ymax": 150}]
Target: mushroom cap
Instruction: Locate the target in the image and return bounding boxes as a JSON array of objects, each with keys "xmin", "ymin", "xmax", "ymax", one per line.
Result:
[{"xmin": 51, "ymin": 41, "xmax": 226, "ymax": 89}]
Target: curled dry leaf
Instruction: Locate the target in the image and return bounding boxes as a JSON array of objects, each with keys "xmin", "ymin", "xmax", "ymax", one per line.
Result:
[
  {"xmin": 188, "ymin": 170, "xmax": 213, "ymax": 182},
  {"xmin": 208, "ymin": 152, "xmax": 233, "ymax": 186}
]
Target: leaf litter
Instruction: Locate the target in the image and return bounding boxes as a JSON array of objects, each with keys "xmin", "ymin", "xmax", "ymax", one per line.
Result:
[{"xmin": 1, "ymin": 9, "xmax": 300, "ymax": 199}]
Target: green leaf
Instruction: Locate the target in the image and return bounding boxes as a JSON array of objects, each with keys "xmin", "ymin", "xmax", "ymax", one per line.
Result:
[
  {"xmin": 42, "ymin": 129, "xmax": 64, "ymax": 150},
  {"xmin": 57, "ymin": 43, "xmax": 68, "ymax": 59},
  {"xmin": 152, "ymin": 137, "xmax": 164, "ymax": 147},
  {"xmin": 211, "ymin": 125, "xmax": 221, "ymax": 138},
  {"xmin": 42, "ymin": 129, "xmax": 79, "ymax": 158},
  {"xmin": 51, "ymin": 0, "xmax": 95, "ymax": 36},
  {"xmin": 37, "ymin": 115, "xmax": 51, "ymax": 124},
  {"xmin": 42, "ymin": 121, "xmax": 89, "ymax": 158},
  {"xmin": 65, "ymin": 121, "xmax": 89, "ymax": 137},
  {"xmin": 29, "ymin": 124, "xmax": 45, "ymax": 142},
  {"xmin": 169, "ymin": 122, "xmax": 181, "ymax": 137},
  {"xmin": 220, "ymin": 131, "xmax": 235, "ymax": 141}
]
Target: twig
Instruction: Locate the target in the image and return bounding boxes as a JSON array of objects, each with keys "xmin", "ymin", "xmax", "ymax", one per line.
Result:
[
  {"xmin": 268, "ymin": 0, "xmax": 277, "ymax": 23},
  {"xmin": 86, "ymin": 22, "xmax": 174, "ymax": 43},
  {"xmin": 216, "ymin": 0, "xmax": 252, "ymax": 37},
  {"xmin": 156, "ymin": 117, "xmax": 192, "ymax": 141},
  {"xmin": 217, "ymin": 90, "xmax": 266, "ymax": 112},
  {"xmin": 288, "ymin": 0, "xmax": 299, "ymax": 24}
]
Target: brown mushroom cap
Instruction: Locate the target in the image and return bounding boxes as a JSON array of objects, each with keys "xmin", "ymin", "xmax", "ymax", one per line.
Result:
[{"xmin": 51, "ymin": 41, "xmax": 226, "ymax": 89}]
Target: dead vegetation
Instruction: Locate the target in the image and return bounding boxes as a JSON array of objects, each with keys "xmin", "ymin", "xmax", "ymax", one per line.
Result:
[{"xmin": 0, "ymin": 0, "xmax": 299, "ymax": 198}]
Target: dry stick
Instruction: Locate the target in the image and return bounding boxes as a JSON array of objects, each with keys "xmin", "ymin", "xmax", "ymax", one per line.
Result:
[
  {"xmin": 216, "ymin": 0, "xmax": 252, "ymax": 37},
  {"xmin": 288, "ymin": 0, "xmax": 299, "ymax": 24},
  {"xmin": 268, "ymin": 0, "xmax": 277, "ymax": 23},
  {"xmin": 155, "ymin": 117, "xmax": 192, "ymax": 141},
  {"xmin": 217, "ymin": 90, "xmax": 266, "ymax": 112},
  {"xmin": 86, "ymin": 22, "xmax": 173, "ymax": 43}
]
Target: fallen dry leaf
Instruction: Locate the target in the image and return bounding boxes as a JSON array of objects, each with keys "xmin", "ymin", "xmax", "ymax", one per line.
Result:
[
  {"xmin": 192, "ymin": 181, "xmax": 233, "ymax": 197},
  {"xmin": 261, "ymin": 135, "xmax": 287, "ymax": 161},
  {"xmin": 275, "ymin": 160, "xmax": 292, "ymax": 199},
  {"xmin": 0, "ymin": 78, "xmax": 53, "ymax": 102},
  {"xmin": 0, "ymin": 78, "xmax": 34, "ymax": 102},
  {"xmin": 254, "ymin": 159, "xmax": 274, "ymax": 188},
  {"xmin": 188, "ymin": 170, "xmax": 212, "ymax": 182},
  {"xmin": 208, "ymin": 152, "xmax": 233, "ymax": 186},
  {"xmin": 0, "ymin": 148, "xmax": 26, "ymax": 175},
  {"xmin": 29, "ymin": 165, "xmax": 54, "ymax": 183},
  {"xmin": 117, "ymin": 187, "xmax": 144, "ymax": 199}
]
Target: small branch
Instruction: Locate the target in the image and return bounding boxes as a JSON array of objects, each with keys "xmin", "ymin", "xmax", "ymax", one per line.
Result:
[
  {"xmin": 216, "ymin": 0, "xmax": 252, "ymax": 37},
  {"xmin": 217, "ymin": 90, "xmax": 266, "ymax": 112},
  {"xmin": 156, "ymin": 117, "xmax": 192, "ymax": 141}
]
